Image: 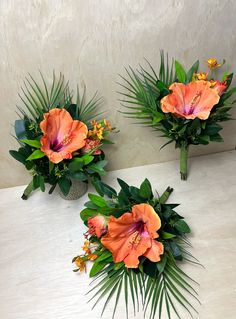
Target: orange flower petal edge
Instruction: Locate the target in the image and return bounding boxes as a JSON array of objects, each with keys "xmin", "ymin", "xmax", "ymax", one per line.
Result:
[
  {"xmin": 161, "ymin": 81, "xmax": 220, "ymax": 120},
  {"xmin": 101, "ymin": 203, "xmax": 164, "ymax": 268},
  {"xmin": 40, "ymin": 108, "xmax": 88, "ymax": 164}
]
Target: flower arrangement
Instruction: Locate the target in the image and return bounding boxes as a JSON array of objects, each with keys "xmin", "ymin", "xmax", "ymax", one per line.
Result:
[
  {"xmin": 9, "ymin": 73, "xmax": 114, "ymax": 199},
  {"xmin": 73, "ymin": 178, "xmax": 200, "ymax": 318},
  {"xmin": 119, "ymin": 52, "xmax": 236, "ymax": 180}
]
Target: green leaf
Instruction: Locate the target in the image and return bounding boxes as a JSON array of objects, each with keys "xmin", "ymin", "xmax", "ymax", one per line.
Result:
[
  {"xmin": 186, "ymin": 60, "xmax": 199, "ymax": 83},
  {"xmin": 69, "ymin": 171, "xmax": 88, "ymax": 181},
  {"xmin": 101, "ymin": 139, "xmax": 114, "ymax": 145},
  {"xmin": 9, "ymin": 150, "xmax": 26, "ymax": 164},
  {"xmin": 68, "ymin": 158, "xmax": 84, "ymax": 172},
  {"xmin": 89, "ymin": 260, "xmax": 108, "ymax": 277},
  {"xmin": 210, "ymin": 133, "xmax": 224, "ymax": 142},
  {"xmin": 80, "ymin": 208, "xmax": 97, "ymax": 221},
  {"xmin": 175, "ymin": 60, "xmax": 186, "ymax": 83},
  {"xmin": 117, "ymin": 178, "xmax": 130, "ymax": 196},
  {"xmin": 82, "ymin": 155, "xmax": 94, "ymax": 165},
  {"xmin": 88, "ymin": 193, "xmax": 107, "ymax": 207},
  {"xmin": 88, "ymin": 160, "xmax": 107, "ymax": 175},
  {"xmin": 95, "ymin": 250, "xmax": 113, "ymax": 263},
  {"xmin": 21, "ymin": 139, "xmax": 41, "ymax": 148},
  {"xmin": 58, "ymin": 177, "xmax": 71, "ymax": 196},
  {"xmin": 26, "ymin": 150, "xmax": 45, "ymax": 161},
  {"xmin": 92, "ymin": 179, "xmax": 117, "ymax": 198},
  {"xmin": 161, "ymin": 231, "xmax": 176, "ymax": 239},
  {"xmin": 156, "ymin": 254, "xmax": 167, "ymax": 273},
  {"xmin": 139, "ymin": 178, "xmax": 153, "ymax": 199},
  {"xmin": 175, "ymin": 219, "xmax": 191, "ymax": 233},
  {"xmin": 204, "ymin": 123, "xmax": 222, "ymax": 135},
  {"xmin": 14, "ymin": 119, "xmax": 26, "ymax": 139}
]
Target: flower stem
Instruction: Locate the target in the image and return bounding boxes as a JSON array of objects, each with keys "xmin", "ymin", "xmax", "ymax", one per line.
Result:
[
  {"xmin": 180, "ymin": 144, "xmax": 189, "ymax": 180},
  {"xmin": 159, "ymin": 187, "xmax": 174, "ymax": 204}
]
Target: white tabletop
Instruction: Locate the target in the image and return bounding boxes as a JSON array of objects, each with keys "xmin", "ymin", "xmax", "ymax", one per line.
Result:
[{"xmin": 0, "ymin": 151, "xmax": 236, "ymax": 319}]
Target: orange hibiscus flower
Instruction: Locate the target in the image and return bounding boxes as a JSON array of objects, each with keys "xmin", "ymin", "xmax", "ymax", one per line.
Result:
[
  {"xmin": 40, "ymin": 108, "xmax": 88, "ymax": 164},
  {"xmin": 101, "ymin": 204, "xmax": 164, "ymax": 268},
  {"xmin": 161, "ymin": 81, "xmax": 220, "ymax": 120}
]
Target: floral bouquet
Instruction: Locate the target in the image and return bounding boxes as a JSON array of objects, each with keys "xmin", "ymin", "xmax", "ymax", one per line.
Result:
[
  {"xmin": 119, "ymin": 52, "xmax": 236, "ymax": 180},
  {"xmin": 73, "ymin": 178, "xmax": 200, "ymax": 318},
  {"xmin": 10, "ymin": 73, "xmax": 114, "ymax": 199}
]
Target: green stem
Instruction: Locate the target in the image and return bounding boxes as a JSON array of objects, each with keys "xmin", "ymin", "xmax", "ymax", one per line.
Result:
[
  {"xmin": 159, "ymin": 187, "xmax": 174, "ymax": 204},
  {"xmin": 180, "ymin": 145, "xmax": 189, "ymax": 181}
]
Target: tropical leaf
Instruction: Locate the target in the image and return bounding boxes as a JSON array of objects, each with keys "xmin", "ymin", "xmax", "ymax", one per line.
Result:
[
  {"xmin": 88, "ymin": 254, "xmax": 199, "ymax": 319},
  {"xmin": 17, "ymin": 72, "xmax": 70, "ymax": 122}
]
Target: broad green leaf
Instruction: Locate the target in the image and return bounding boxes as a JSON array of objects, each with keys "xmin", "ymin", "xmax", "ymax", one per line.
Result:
[
  {"xmin": 14, "ymin": 119, "xmax": 26, "ymax": 139},
  {"xmin": 139, "ymin": 178, "xmax": 153, "ymax": 199},
  {"xmin": 58, "ymin": 177, "xmax": 71, "ymax": 196},
  {"xmin": 69, "ymin": 171, "xmax": 88, "ymax": 181},
  {"xmin": 186, "ymin": 60, "xmax": 199, "ymax": 82},
  {"xmin": 68, "ymin": 158, "xmax": 84, "ymax": 172},
  {"xmin": 175, "ymin": 219, "xmax": 191, "ymax": 233},
  {"xmin": 92, "ymin": 179, "xmax": 117, "ymax": 198},
  {"xmin": 80, "ymin": 208, "xmax": 97, "ymax": 221},
  {"xmin": 81, "ymin": 155, "xmax": 94, "ymax": 165},
  {"xmin": 9, "ymin": 150, "xmax": 26, "ymax": 164},
  {"xmin": 26, "ymin": 150, "xmax": 45, "ymax": 161},
  {"xmin": 175, "ymin": 60, "xmax": 186, "ymax": 83},
  {"xmin": 88, "ymin": 193, "xmax": 107, "ymax": 207},
  {"xmin": 21, "ymin": 139, "xmax": 41, "ymax": 148}
]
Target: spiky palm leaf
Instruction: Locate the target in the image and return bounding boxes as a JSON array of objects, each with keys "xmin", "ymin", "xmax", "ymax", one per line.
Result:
[
  {"xmin": 17, "ymin": 72, "xmax": 70, "ymax": 122},
  {"xmin": 88, "ymin": 252, "xmax": 199, "ymax": 319}
]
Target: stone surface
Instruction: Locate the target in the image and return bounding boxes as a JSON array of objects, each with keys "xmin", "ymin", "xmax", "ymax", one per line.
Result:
[
  {"xmin": 1, "ymin": 0, "xmax": 236, "ymax": 188},
  {"xmin": 0, "ymin": 150, "xmax": 235, "ymax": 318}
]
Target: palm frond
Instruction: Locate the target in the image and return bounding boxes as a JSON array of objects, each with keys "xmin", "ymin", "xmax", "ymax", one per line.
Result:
[
  {"xmin": 75, "ymin": 86, "xmax": 104, "ymax": 125},
  {"xmin": 88, "ymin": 254, "xmax": 199, "ymax": 319},
  {"xmin": 17, "ymin": 72, "xmax": 70, "ymax": 122}
]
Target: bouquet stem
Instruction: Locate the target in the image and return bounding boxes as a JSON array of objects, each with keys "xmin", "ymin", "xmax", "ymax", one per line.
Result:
[{"xmin": 180, "ymin": 144, "xmax": 189, "ymax": 180}]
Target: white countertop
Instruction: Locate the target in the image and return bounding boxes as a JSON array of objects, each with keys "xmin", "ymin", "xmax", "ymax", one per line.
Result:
[{"xmin": 0, "ymin": 151, "xmax": 236, "ymax": 319}]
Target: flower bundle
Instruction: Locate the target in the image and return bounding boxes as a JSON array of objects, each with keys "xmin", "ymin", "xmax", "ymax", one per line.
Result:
[
  {"xmin": 9, "ymin": 74, "xmax": 114, "ymax": 199},
  {"xmin": 119, "ymin": 51, "xmax": 236, "ymax": 180},
  {"xmin": 73, "ymin": 178, "xmax": 199, "ymax": 319}
]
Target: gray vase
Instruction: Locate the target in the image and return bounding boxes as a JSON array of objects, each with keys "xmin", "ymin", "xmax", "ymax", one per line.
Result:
[{"xmin": 59, "ymin": 179, "xmax": 88, "ymax": 200}]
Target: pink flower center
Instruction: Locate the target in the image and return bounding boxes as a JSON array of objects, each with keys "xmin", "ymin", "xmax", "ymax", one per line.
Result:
[
  {"xmin": 184, "ymin": 91, "xmax": 202, "ymax": 115},
  {"xmin": 50, "ymin": 135, "xmax": 72, "ymax": 152},
  {"xmin": 128, "ymin": 221, "xmax": 149, "ymax": 248}
]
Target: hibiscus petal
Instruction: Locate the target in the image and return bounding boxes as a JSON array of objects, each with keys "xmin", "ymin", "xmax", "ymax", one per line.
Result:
[
  {"xmin": 143, "ymin": 239, "xmax": 164, "ymax": 262},
  {"xmin": 132, "ymin": 204, "xmax": 161, "ymax": 238}
]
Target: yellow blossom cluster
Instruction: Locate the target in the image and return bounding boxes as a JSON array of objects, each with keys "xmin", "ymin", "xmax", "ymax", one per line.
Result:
[
  {"xmin": 73, "ymin": 241, "xmax": 98, "ymax": 272},
  {"xmin": 88, "ymin": 119, "xmax": 112, "ymax": 140}
]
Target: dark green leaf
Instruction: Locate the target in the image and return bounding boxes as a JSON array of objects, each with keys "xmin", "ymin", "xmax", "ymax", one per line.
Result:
[
  {"xmin": 139, "ymin": 178, "xmax": 153, "ymax": 199},
  {"xmin": 175, "ymin": 219, "xmax": 191, "ymax": 233},
  {"xmin": 9, "ymin": 150, "xmax": 26, "ymax": 164},
  {"xmin": 58, "ymin": 177, "xmax": 71, "ymax": 196}
]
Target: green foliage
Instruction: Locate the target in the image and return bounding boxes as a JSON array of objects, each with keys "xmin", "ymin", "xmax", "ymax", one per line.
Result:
[
  {"xmin": 119, "ymin": 51, "xmax": 236, "ymax": 150},
  {"xmin": 78, "ymin": 178, "xmax": 198, "ymax": 318},
  {"xmin": 10, "ymin": 72, "xmax": 112, "ymax": 199}
]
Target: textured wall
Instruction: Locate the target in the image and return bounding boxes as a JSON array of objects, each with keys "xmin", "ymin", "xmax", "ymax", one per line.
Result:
[{"xmin": 1, "ymin": 0, "xmax": 236, "ymax": 188}]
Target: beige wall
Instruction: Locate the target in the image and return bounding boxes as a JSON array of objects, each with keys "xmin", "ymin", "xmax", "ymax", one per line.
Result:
[{"xmin": 1, "ymin": 0, "xmax": 236, "ymax": 188}]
